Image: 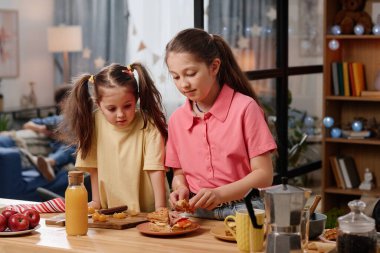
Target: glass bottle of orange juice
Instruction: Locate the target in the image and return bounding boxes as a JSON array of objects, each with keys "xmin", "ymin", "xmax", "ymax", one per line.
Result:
[{"xmin": 65, "ymin": 171, "xmax": 88, "ymax": 236}]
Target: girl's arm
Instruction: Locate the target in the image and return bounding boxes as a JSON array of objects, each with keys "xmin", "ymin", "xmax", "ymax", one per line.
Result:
[
  {"xmin": 86, "ymin": 167, "xmax": 101, "ymax": 210},
  {"xmin": 148, "ymin": 170, "xmax": 167, "ymax": 210},
  {"xmin": 169, "ymin": 168, "xmax": 190, "ymax": 207},
  {"xmin": 190, "ymin": 152, "xmax": 273, "ymax": 210}
]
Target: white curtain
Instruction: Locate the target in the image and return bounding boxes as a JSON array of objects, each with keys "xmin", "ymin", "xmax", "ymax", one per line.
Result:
[{"xmin": 126, "ymin": 0, "xmax": 193, "ymax": 117}]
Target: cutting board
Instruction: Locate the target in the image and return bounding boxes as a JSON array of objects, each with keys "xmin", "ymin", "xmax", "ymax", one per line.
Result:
[{"xmin": 45, "ymin": 213, "xmax": 147, "ymax": 230}]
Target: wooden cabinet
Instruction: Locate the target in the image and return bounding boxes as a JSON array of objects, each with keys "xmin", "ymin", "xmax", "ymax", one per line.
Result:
[{"xmin": 322, "ymin": 0, "xmax": 380, "ymax": 211}]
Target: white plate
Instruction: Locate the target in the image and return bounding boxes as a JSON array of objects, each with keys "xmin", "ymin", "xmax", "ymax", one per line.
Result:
[{"xmin": 0, "ymin": 224, "xmax": 41, "ymax": 236}]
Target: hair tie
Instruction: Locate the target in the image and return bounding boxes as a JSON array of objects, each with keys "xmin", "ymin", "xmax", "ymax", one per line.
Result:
[
  {"xmin": 122, "ymin": 65, "xmax": 133, "ymax": 76},
  {"xmin": 122, "ymin": 65, "xmax": 139, "ymax": 92},
  {"xmin": 89, "ymin": 75, "xmax": 95, "ymax": 83}
]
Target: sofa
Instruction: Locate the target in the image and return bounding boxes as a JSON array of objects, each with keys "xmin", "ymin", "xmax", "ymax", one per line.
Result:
[{"xmin": 0, "ymin": 131, "xmax": 91, "ymax": 201}]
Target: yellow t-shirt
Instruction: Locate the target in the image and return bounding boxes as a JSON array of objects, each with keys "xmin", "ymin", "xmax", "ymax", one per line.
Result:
[{"xmin": 75, "ymin": 110, "xmax": 166, "ymax": 212}]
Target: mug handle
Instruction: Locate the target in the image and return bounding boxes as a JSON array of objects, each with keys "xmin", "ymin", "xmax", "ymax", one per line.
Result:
[{"xmin": 223, "ymin": 215, "xmax": 237, "ymax": 238}]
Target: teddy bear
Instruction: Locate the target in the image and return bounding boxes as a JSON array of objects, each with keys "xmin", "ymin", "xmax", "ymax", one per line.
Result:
[{"xmin": 334, "ymin": 0, "xmax": 373, "ymax": 34}]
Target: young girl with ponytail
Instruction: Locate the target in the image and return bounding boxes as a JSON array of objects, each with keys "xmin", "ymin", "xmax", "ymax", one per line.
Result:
[{"xmin": 61, "ymin": 63, "xmax": 168, "ymax": 212}]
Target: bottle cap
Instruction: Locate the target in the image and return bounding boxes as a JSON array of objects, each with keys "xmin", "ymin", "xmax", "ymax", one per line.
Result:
[
  {"xmin": 68, "ymin": 171, "xmax": 84, "ymax": 177},
  {"xmin": 68, "ymin": 170, "xmax": 84, "ymax": 184}
]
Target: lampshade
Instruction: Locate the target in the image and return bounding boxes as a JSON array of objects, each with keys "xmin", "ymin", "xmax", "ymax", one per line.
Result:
[{"xmin": 47, "ymin": 26, "xmax": 83, "ymax": 52}]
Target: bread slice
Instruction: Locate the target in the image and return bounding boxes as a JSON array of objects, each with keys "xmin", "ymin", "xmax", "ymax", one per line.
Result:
[
  {"xmin": 147, "ymin": 207, "xmax": 193, "ymax": 232},
  {"xmin": 148, "ymin": 222, "xmax": 171, "ymax": 232},
  {"xmin": 175, "ymin": 199, "xmax": 193, "ymax": 213},
  {"xmin": 147, "ymin": 207, "xmax": 169, "ymax": 224}
]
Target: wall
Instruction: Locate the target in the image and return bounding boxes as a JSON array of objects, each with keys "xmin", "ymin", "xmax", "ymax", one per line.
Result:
[{"xmin": 0, "ymin": 0, "xmax": 55, "ymax": 110}]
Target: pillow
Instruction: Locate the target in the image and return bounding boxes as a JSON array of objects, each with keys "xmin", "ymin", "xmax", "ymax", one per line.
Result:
[{"xmin": 11, "ymin": 129, "xmax": 51, "ymax": 156}]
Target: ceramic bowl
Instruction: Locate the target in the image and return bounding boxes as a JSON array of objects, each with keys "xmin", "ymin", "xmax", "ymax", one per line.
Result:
[{"xmin": 309, "ymin": 212, "xmax": 327, "ymax": 239}]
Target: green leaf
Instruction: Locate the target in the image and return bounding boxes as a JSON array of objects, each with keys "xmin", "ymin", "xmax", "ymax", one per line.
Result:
[{"xmin": 0, "ymin": 114, "xmax": 9, "ymax": 131}]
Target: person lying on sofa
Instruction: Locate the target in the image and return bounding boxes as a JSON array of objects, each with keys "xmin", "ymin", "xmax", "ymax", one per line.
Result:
[
  {"xmin": 22, "ymin": 85, "xmax": 76, "ymax": 181},
  {"xmin": 0, "ymin": 85, "xmax": 76, "ymax": 181}
]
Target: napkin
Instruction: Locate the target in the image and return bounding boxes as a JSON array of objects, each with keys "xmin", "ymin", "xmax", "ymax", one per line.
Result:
[{"xmin": 5, "ymin": 198, "xmax": 65, "ymax": 213}]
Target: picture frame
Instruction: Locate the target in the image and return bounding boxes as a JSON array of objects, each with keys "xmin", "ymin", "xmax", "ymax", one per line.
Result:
[{"xmin": 0, "ymin": 9, "xmax": 19, "ymax": 78}]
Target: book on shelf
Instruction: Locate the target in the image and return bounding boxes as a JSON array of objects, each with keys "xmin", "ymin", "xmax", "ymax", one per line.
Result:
[
  {"xmin": 342, "ymin": 62, "xmax": 351, "ymax": 96},
  {"xmin": 348, "ymin": 62, "xmax": 358, "ymax": 96},
  {"xmin": 337, "ymin": 62, "xmax": 345, "ymax": 95},
  {"xmin": 342, "ymin": 130, "xmax": 371, "ymax": 139},
  {"xmin": 331, "ymin": 62, "xmax": 339, "ymax": 96},
  {"xmin": 338, "ymin": 156, "xmax": 360, "ymax": 189},
  {"xmin": 352, "ymin": 62, "xmax": 366, "ymax": 97},
  {"xmin": 361, "ymin": 90, "xmax": 380, "ymax": 97},
  {"xmin": 329, "ymin": 156, "xmax": 346, "ymax": 189}
]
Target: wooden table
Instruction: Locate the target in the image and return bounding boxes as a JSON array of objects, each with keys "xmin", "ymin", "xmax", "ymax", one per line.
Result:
[
  {"xmin": 0, "ymin": 199, "xmax": 348, "ymax": 253},
  {"xmin": 0, "ymin": 198, "xmax": 239, "ymax": 253}
]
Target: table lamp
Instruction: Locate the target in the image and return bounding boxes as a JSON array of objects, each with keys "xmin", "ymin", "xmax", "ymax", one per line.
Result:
[{"xmin": 47, "ymin": 25, "xmax": 83, "ymax": 84}]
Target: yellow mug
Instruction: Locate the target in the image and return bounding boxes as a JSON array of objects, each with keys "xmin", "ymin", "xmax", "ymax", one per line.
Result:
[{"xmin": 224, "ymin": 209, "xmax": 265, "ymax": 252}]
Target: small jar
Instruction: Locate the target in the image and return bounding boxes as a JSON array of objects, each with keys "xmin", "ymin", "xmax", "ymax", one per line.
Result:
[{"xmin": 337, "ymin": 200, "xmax": 377, "ymax": 253}]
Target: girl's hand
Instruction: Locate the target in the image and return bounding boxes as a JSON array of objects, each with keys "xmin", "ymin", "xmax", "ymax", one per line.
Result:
[
  {"xmin": 88, "ymin": 200, "xmax": 101, "ymax": 210},
  {"xmin": 190, "ymin": 188, "xmax": 222, "ymax": 210},
  {"xmin": 169, "ymin": 185, "xmax": 189, "ymax": 209}
]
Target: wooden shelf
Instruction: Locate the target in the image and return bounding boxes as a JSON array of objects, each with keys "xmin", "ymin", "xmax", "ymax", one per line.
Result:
[
  {"xmin": 325, "ymin": 138, "xmax": 380, "ymax": 145},
  {"xmin": 325, "ymin": 96, "xmax": 380, "ymax": 102},
  {"xmin": 322, "ymin": 0, "xmax": 380, "ymax": 212},
  {"xmin": 326, "ymin": 35, "xmax": 380, "ymax": 40},
  {"xmin": 324, "ymin": 187, "xmax": 380, "ymax": 197}
]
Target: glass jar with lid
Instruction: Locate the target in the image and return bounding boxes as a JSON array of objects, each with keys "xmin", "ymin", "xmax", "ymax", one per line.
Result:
[{"xmin": 337, "ymin": 200, "xmax": 377, "ymax": 253}]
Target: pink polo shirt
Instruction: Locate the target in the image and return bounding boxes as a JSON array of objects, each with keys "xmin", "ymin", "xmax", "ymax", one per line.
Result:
[{"xmin": 165, "ymin": 84, "xmax": 277, "ymax": 194}]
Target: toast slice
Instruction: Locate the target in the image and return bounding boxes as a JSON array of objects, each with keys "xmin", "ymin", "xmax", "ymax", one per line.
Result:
[
  {"xmin": 174, "ymin": 199, "xmax": 194, "ymax": 213},
  {"xmin": 147, "ymin": 207, "xmax": 193, "ymax": 232},
  {"xmin": 147, "ymin": 207, "xmax": 169, "ymax": 224}
]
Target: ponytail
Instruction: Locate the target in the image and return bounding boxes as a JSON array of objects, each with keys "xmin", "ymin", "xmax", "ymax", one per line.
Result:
[
  {"xmin": 131, "ymin": 63, "xmax": 168, "ymax": 141},
  {"xmin": 60, "ymin": 75, "xmax": 95, "ymax": 160},
  {"xmin": 212, "ymin": 35, "xmax": 259, "ymax": 102}
]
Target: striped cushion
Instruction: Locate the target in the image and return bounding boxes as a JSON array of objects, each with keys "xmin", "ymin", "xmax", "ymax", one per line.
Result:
[{"xmin": 5, "ymin": 198, "xmax": 65, "ymax": 213}]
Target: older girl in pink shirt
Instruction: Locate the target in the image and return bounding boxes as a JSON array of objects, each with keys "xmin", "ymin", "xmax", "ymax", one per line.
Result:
[{"xmin": 165, "ymin": 28, "xmax": 277, "ymax": 220}]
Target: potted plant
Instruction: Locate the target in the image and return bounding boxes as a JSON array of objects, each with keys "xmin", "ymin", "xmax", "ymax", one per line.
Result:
[{"xmin": 0, "ymin": 114, "xmax": 9, "ymax": 131}]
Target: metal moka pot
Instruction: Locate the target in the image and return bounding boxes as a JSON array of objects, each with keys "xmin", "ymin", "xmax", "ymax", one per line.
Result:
[{"xmin": 244, "ymin": 177, "xmax": 311, "ymax": 253}]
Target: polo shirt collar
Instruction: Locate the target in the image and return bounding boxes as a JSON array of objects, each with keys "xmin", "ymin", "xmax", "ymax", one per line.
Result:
[{"xmin": 184, "ymin": 84, "xmax": 234, "ymax": 130}]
